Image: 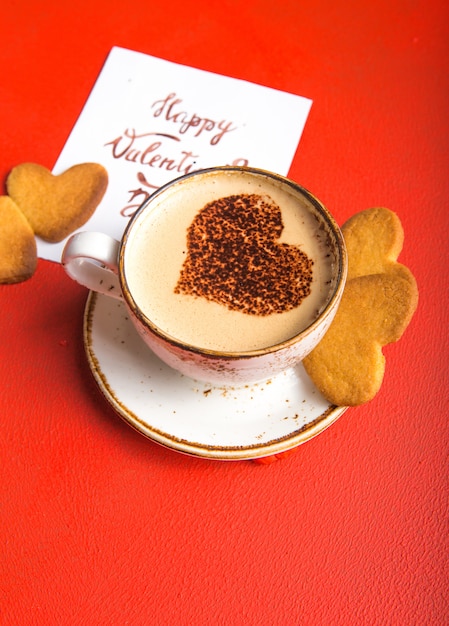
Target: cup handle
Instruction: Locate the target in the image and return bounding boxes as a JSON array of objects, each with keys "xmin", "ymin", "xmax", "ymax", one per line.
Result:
[{"xmin": 61, "ymin": 232, "xmax": 123, "ymax": 300}]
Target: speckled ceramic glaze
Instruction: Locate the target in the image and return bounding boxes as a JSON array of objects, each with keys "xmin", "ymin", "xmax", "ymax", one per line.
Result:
[
  {"xmin": 84, "ymin": 292, "xmax": 347, "ymax": 460},
  {"xmin": 63, "ymin": 166, "xmax": 347, "ymax": 386}
]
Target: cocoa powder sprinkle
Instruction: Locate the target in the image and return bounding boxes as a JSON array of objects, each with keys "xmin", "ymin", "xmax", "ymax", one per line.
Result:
[{"xmin": 174, "ymin": 194, "xmax": 313, "ymax": 316}]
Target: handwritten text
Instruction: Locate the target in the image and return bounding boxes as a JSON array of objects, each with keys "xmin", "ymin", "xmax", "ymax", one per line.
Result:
[{"xmin": 152, "ymin": 93, "xmax": 237, "ymax": 145}]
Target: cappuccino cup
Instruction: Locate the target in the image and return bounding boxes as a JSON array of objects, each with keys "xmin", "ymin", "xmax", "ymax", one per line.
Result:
[{"xmin": 62, "ymin": 166, "xmax": 347, "ymax": 385}]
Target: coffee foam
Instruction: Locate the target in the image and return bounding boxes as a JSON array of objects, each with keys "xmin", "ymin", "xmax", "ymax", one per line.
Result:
[{"xmin": 125, "ymin": 170, "xmax": 338, "ymax": 353}]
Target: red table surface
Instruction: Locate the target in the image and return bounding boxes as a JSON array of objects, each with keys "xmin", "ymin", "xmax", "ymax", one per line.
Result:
[{"xmin": 1, "ymin": 1, "xmax": 448, "ymax": 624}]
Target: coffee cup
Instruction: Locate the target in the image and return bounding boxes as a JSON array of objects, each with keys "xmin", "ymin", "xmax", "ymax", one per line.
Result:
[{"xmin": 62, "ymin": 166, "xmax": 347, "ymax": 385}]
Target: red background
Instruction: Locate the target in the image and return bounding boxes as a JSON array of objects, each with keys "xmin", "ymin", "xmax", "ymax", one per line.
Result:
[{"xmin": 1, "ymin": 1, "xmax": 448, "ymax": 623}]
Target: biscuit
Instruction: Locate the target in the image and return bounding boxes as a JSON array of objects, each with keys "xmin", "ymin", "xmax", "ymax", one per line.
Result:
[
  {"xmin": 303, "ymin": 267, "xmax": 418, "ymax": 406},
  {"xmin": 0, "ymin": 196, "xmax": 37, "ymax": 284},
  {"xmin": 6, "ymin": 162, "xmax": 108, "ymax": 243},
  {"xmin": 342, "ymin": 207, "xmax": 404, "ymax": 278},
  {"xmin": 303, "ymin": 208, "xmax": 418, "ymax": 406}
]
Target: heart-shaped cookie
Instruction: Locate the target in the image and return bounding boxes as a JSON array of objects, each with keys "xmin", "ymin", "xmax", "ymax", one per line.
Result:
[
  {"xmin": 6, "ymin": 162, "xmax": 108, "ymax": 243},
  {"xmin": 303, "ymin": 207, "xmax": 418, "ymax": 406},
  {"xmin": 175, "ymin": 193, "xmax": 314, "ymax": 316},
  {"xmin": 0, "ymin": 196, "xmax": 37, "ymax": 284},
  {"xmin": 342, "ymin": 207, "xmax": 405, "ymax": 278},
  {"xmin": 303, "ymin": 266, "xmax": 418, "ymax": 406}
]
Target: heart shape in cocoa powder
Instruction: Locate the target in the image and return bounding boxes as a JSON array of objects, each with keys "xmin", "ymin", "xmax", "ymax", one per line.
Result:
[
  {"xmin": 175, "ymin": 193, "xmax": 314, "ymax": 316},
  {"xmin": 0, "ymin": 196, "xmax": 37, "ymax": 284},
  {"xmin": 7, "ymin": 162, "xmax": 108, "ymax": 243}
]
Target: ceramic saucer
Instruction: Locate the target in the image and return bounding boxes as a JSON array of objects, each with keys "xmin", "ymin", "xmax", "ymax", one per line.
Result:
[{"xmin": 83, "ymin": 292, "xmax": 348, "ymax": 460}]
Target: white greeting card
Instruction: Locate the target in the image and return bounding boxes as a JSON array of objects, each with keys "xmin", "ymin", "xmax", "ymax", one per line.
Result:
[{"xmin": 39, "ymin": 46, "xmax": 312, "ymax": 262}]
